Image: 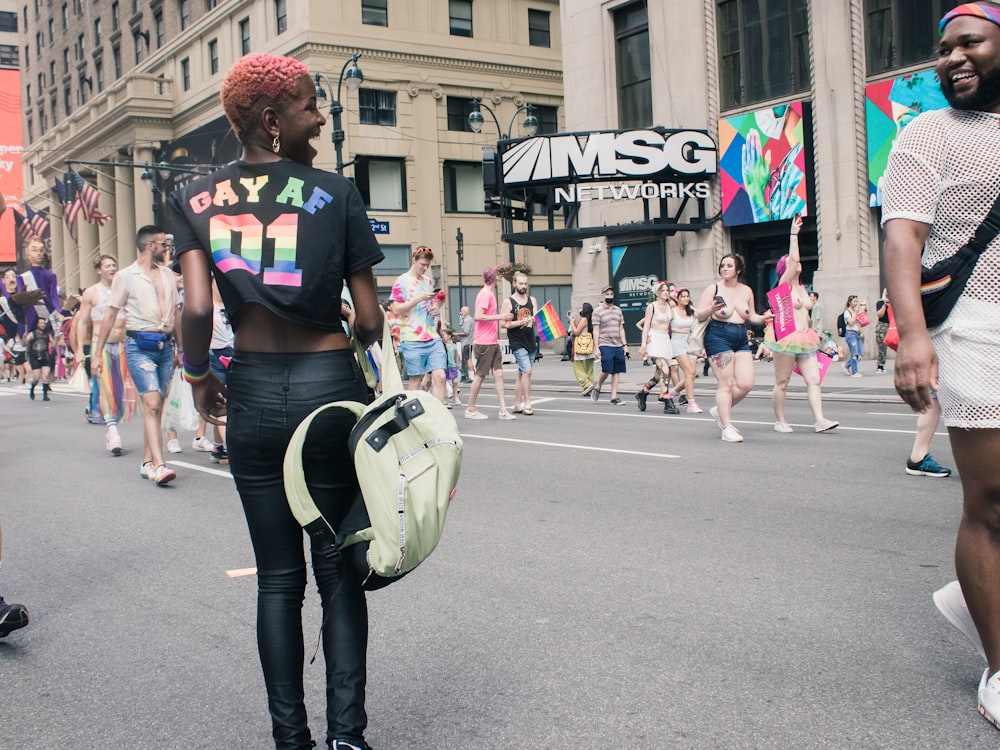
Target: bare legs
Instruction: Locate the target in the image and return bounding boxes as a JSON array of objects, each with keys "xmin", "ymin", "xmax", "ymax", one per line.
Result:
[
  {"xmin": 139, "ymin": 390, "xmax": 166, "ymax": 468},
  {"xmin": 950, "ymin": 428, "xmax": 1000, "ymax": 674},
  {"xmin": 771, "ymin": 352, "xmax": 829, "ymax": 424},
  {"xmin": 710, "ymin": 350, "xmax": 753, "ymax": 428},
  {"xmin": 911, "ymin": 399, "xmax": 942, "ymax": 463}
]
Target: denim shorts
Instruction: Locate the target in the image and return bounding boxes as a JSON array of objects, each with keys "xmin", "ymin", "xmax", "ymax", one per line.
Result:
[
  {"xmin": 210, "ymin": 346, "xmax": 234, "ymax": 384},
  {"xmin": 599, "ymin": 345, "xmax": 627, "ymax": 374},
  {"xmin": 512, "ymin": 347, "xmax": 533, "ymax": 374},
  {"xmin": 124, "ymin": 337, "xmax": 175, "ymax": 396},
  {"xmin": 398, "ymin": 338, "xmax": 446, "ymax": 376},
  {"xmin": 704, "ymin": 320, "xmax": 750, "ymax": 356}
]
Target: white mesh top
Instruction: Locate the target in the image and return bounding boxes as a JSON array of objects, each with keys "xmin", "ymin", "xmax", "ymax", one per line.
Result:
[{"xmin": 882, "ymin": 108, "xmax": 1000, "ymax": 428}]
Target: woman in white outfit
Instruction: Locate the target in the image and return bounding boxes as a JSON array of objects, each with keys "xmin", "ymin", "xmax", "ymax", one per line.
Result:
[{"xmin": 637, "ymin": 282, "xmax": 680, "ymax": 414}]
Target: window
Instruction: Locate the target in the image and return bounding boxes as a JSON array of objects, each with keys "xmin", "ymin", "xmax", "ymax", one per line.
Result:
[
  {"xmin": 206, "ymin": 0, "xmax": 217, "ymax": 8},
  {"xmin": 111, "ymin": 1, "xmax": 118, "ymax": 31},
  {"xmin": 93, "ymin": 17, "xmax": 101, "ymax": 46},
  {"xmin": 447, "ymin": 96, "xmax": 477, "ymax": 131},
  {"xmin": 239, "ymin": 17, "xmax": 250, "ymax": 55},
  {"xmin": 865, "ymin": 0, "xmax": 961, "ymax": 75},
  {"xmin": 154, "ymin": 10, "xmax": 164, "ymax": 47},
  {"xmin": 529, "ymin": 103, "xmax": 558, "ymax": 135},
  {"xmin": 275, "ymin": 0, "xmax": 286, "ymax": 34},
  {"xmin": 0, "ymin": 45, "xmax": 18, "ymax": 68},
  {"xmin": 61, "ymin": 3, "xmax": 67, "ymax": 29},
  {"xmin": 362, "ymin": 0, "xmax": 387, "ymax": 26},
  {"xmin": 76, "ymin": 32, "xmax": 84, "ymax": 60},
  {"xmin": 112, "ymin": 44, "xmax": 120, "ymax": 78},
  {"xmin": 39, "ymin": 108, "xmax": 46, "ymax": 135},
  {"xmin": 134, "ymin": 29, "xmax": 143, "ymax": 64},
  {"xmin": 27, "ymin": 117, "xmax": 33, "ymax": 141},
  {"xmin": 358, "ymin": 88, "xmax": 396, "ymax": 126},
  {"xmin": 444, "ymin": 162, "xmax": 484, "ymax": 213},
  {"xmin": 50, "ymin": 96, "xmax": 57, "ymax": 126},
  {"xmin": 180, "ymin": 57, "xmax": 189, "ymax": 90},
  {"xmin": 717, "ymin": 0, "xmax": 810, "ymax": 110},
  {"xmin": 73, "ymin": 0, "xmax": 81, "ymax": 15},
  {"xmin": 449, "ymin": 0, "xmax": 472, "ymax": 37},
  {"xmin": 38, "ymin": 72, "xmax": 43, "ymax": 91},
  {"xmin": 65, "ymin": 84, "xmax": 72, "ymax": 113},
  {"xmin": 62, "ymin": 47, "xmax": 68, "ymax": 73},
  {"xmin": 24, "ymin": 45, "xmax": 29, "ymax": 68},
  {"xmin": 26, "ymin": 83, "xmax": 30, "ymax": 105},
  {"xmin": 208, "ymin": 38, "xmax": 218, "ymax": 74},
  {"xmin": 614, "ymin": 3, "xmax": 651, "ymax": 128},
  {"xmin": 36, "ymin": 31, "xmax": 42, "ymax": 57},
  {"xmin": 179, "ymin": 0, "xmax": 190, "ymax": 30},
  {"xmin": 49, "ymin": 60, "xmax": 55, "ymax": 84},
  {"xmin": 0, "ymin": 11, "xmax": 18, "ymax": 32},
  {"xmin": 95, "ymin": 58, "xmax": 103, "ymax": 91},
  {"xmin": 48, "ymin": 17, "xmax": 53, "ymax": 43},
  {"xmin": 528, "ymin": 9, "xmax": 550, "ymax": 47},
  {"xmin": 354, "ymin": 157, "xmax": 406, "ymax": 210}
]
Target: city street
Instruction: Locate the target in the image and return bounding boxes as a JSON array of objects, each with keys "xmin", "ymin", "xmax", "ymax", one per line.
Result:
[{"xmin": 0, "ymin": 356, "xmax": 992, "ymax": 749}]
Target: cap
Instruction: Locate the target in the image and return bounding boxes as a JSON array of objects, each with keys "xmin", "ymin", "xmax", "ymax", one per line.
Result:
[{"xmin": 602, "ymin": 285, "xmax": 614, "ymax": 294}]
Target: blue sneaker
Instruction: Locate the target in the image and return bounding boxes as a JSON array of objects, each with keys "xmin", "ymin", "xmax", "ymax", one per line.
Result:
[{"xmin": 906, "ymin": 454, "xmax": 952, "ymax": 477}]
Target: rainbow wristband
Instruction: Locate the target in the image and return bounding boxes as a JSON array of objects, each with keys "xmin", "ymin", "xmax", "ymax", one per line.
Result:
[{"xmin": 182, "ymin": 354, "xmax": 211, "ymax": 385}]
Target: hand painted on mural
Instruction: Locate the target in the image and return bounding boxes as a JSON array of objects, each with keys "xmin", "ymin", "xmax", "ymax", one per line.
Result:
[
  {"xmin": 766, "ymin": 143, "xmax": 806, "ymax": 220},
  {"xmin": 741, "ymin": 129, "xmax": 771, "ymax": 223}
]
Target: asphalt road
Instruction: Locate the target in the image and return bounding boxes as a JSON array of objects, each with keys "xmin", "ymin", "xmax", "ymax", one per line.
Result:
[{"xmin": 0, "ymin": 369, "xmax": 992, "ymax": 749}]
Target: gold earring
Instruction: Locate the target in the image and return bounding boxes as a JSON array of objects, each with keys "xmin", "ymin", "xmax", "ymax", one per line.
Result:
[{"xmin": 272, "ymin": 133, "xmax": 281, "ymax": 154}]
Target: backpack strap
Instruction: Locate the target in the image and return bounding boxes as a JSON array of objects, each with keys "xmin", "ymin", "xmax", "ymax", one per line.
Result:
[{"xmin": 968, "ymin": 188, "xmax": 1000, "ymax": 253}]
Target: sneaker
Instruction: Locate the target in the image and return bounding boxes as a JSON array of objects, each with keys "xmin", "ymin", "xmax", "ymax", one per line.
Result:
[
  {"xmin": 774, "ymin": 421, "xmax": 793, "ymax": 433},
  {"xmin": 635, "ymin": 390, "xmax": 648, "ymax": 412},
  {"xmin": 842, "ymin": 363, "xmax": 852, "ymax": 375},
  {"xmin": 686, "ymin": 401, "xmax": 703, "ymax": 414},
  {"xmin": 709, "ymin": 406, "xmax": 724, "ymax": 431},
  {"xmin": 140, "ymin": 461, "xmax": 155, "ymax": 479},
  {"xmin": 850, "ymin": 372, "xmax": 863, "ymax": 378},
  {"xmin": 85, "ymin": 407, "xmax": 94, "ymax": 424},
  {"xmin": 106, "ymin": 431, "xmax": 124, "ymax": 456},
  {"xmin": 464, "ymin": 409, "xmax": 488, "ymax": 420},
  {"xmin": 814, "ymin": 419, "xmax": 839, "ymax": 433},
  {"xmin": 906, "ymin": 454, "xmax": 952, "ymax": 477},
  {"xmin": 0, "ymin": 597, "xmax": 29, "ymax": 637},
  {"xmin": 591, "ymin": 386, "xmax": 601, "ymax": 402},
  {"xmin": 497, "ymin": 411, "xmax": 517, "ymax": 420},
  {"xmin": 721, "ymin": 425, "xmax": 743, "ymax": 442},
  {"xmin": 580, "ymin": 384, "xmax": 594, "ymax": 397},
  {"xmin": 330, "ymin": 741, "xmax": 373, "ymax": 750},
  {"xmin": 192, "ymin": 436, "xmax": 215, "ymax": 452},
  {"xmin": 980, "ymin": 668, "xmax": 1000, "ymax": 731},
  {"xmin": 875, "ymin": 367, "xmax": 886, "ymax": 374},
  {"xmin": 678, "ymin": 394, "xmax": 689, "ymax": 406},
  {"xmin": 933, "ymin": 580, "xmax": 987, "ymax": 663},
  {"xmin": 166, "ymin": 438, "xmax": 182, "ymax": 454},
  {"xmin": 210, "ymin": 446, "xmax": 229, "ymax": 465},
  {"xmin": 610, "ymin": 397, "xmax": 623, "ymax": 405},
  {"xmin": 151, "ymin": 464, "xmax": 177, "ymax": 486}
]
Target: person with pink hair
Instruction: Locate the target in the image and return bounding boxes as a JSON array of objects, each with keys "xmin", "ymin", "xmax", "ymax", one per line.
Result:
[{"xmin": 171, "ymin": 53, "xmax": 384, "ymax": 750}]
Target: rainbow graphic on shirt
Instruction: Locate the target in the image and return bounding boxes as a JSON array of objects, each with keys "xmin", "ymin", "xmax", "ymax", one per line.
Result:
[{"xmin": 534, "ymin": 300, "xmax": 567, "ymax": 342}]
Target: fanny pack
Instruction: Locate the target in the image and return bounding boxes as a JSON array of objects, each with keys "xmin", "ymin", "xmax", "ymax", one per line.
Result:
[{"xmin": 128, "ymin": 330, "xmax": 169, "ymax": 351}]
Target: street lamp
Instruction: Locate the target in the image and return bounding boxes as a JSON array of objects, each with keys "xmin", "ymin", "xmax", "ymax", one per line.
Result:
[
  {"xmin": 139, "ymin": 160, "xmax": 207, "ymax": 225},
  {"xmin": 314, "ymin": 53, "xmax": 365, "ymax": 175},
  {"xmin": 467, "ymin": 99, "xmax": 538, "ymax": 262}
]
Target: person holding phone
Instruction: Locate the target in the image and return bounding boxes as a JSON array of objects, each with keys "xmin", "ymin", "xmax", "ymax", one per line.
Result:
[
  {"xmin": 697, "ymin": 253, "xmax": 772, "ymax": 442},
  {"xmin": 389, "ymin": 246, "xmax": 447, "ymax": 404}
]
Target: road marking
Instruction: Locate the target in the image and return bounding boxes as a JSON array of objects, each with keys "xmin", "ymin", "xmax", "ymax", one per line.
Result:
[
  {"xmin": 168, "ymin": 459, "xmax": 234, "ymax": 479},
  {"xmin": 226, "ymin": 567, "xmax": 257, "ymax": 578},
  {"xmin": 460, "ymin": 433, "xmax": 681, "ymax": 459}
]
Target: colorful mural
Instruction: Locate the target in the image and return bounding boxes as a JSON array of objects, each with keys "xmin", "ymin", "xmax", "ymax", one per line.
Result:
[
  {"xmin": 865, "ymin": 71, "xmax": 948, "ymax": 208},
  {"xmin": 719, "ymin": 101, "xmax": 808, "ymax": 226}
]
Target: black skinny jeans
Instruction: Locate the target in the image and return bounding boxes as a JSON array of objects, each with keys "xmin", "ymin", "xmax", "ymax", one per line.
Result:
[{"xmin": 227, "ymin": 349, "xmax": 370, "ymax": 750}]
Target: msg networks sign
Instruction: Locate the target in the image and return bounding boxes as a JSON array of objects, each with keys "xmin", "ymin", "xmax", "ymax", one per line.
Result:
[
  {"xmin": 0, "ymin": 68, "xmax": 22, "ymax": 263},
  {"xmin": 498, "ymin": 129, "xmax": 717, "ymax": 205}
]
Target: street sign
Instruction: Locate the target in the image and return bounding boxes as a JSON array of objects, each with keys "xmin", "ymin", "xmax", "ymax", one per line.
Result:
[{"xmin": 369, "ymin": 219, "xmax": 390, "ymax": 234}]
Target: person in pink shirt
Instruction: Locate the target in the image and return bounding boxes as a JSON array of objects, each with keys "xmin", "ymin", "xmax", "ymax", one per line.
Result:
[{"xmin": 464, "ymin": 266, "xmax": 515, "ymax": 420}]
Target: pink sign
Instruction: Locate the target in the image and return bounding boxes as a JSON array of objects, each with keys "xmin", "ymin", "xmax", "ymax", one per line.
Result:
[
  {"xmin": 767, "ymin": 282, "xmax": 796, "ymax": 341},
  {"xmin": 793, "ymin": 351, "xmax": 833, "ymax": 383}
]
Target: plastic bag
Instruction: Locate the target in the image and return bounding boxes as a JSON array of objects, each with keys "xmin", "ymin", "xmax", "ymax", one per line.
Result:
[{"xmin": 162, "ymin": 372, "xmax": 200, "ymax": 432}]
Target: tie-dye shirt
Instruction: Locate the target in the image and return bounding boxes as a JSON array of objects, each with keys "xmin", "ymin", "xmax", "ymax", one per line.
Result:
[{"xmin": 390, "ymin": 271, "xmax": 439, "ymax": 342}]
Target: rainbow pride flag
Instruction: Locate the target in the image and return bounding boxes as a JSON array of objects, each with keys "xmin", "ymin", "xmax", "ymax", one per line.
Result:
[{"xmin": 534, "ymin": 300, "xmax": 568, "ymax": 342}]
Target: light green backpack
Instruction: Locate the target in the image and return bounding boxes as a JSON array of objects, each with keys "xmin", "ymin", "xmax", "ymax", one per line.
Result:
[{"xmin": 283, "ymin": 320, "xmax": 462, "ymax": 590}]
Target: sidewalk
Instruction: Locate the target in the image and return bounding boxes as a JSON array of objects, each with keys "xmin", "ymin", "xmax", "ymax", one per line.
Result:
[{"xmin": 501, "ymin": 347, "xmax": 903, "ymax": 405}]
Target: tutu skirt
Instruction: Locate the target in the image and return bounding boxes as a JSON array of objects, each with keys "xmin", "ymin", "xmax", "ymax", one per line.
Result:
[
  {"xmin": 646, "ymin": 329, "xmax": 673, "ymax": 360},
  {"xmin": 764, "ymin": 325, "xmax": 820, "ymax": 356}
]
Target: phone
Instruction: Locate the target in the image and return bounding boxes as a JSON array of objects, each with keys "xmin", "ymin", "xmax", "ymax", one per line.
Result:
[{"xmin": 713, "ymin": 295, "xmax": 726, "ymax": 305}]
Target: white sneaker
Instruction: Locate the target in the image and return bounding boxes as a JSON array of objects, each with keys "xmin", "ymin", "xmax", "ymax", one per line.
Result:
[
  {"xmin": 814, "ymin": 419, "xmax": 839, "ymax": 433},
  {"xmin": 979, "ymin": 668, "xmax": 1000, "ymax": 730},
  {"xmin": 166, "ymin": 438, "xmax": 182, "ymax": 454},
  {"xmin": 497, "ymin": 411, "xmax": 517, "ymax": 421},
  {"xmin": 720, "ymin": 425, "xmax": 743, "ymax": 442},
  {"xmin": 464, "ymin": 410, "xmax": 488, "ymax": 420},
  {"xmin": 192, "ymin": 436, "xmax": 215, "ymax": 452},
  {"xmin": 686, "ymin": 402, "xmax": 703, "ymax": 414},
  {"xmin": 709, "ymin": 406, "xmax": 723, "ymax": 431},
  {"xmin": 933, "ymin": 580, "xmax": 987, "ymax": 662},
  {"xmin": 774, "ymin": 421, "xmax": 793, "ymax": 433}
]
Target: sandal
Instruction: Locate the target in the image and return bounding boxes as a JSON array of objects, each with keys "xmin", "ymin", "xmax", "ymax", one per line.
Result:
[
  {"xmin": 512, "ymin": 406, "xmax": 524, "ymax": 414},
  {"xmin": 522, "ymin": 407, "xmax": 534, "ymax": 415}
]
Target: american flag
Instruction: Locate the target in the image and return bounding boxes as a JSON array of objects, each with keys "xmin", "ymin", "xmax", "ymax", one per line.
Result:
[
  {"xmin": 25, "ymin": 203, "xmax": 51, "ymax": 238},
  {"xmin": 54, "ymin": 177, "xmax": 79, "ymax": 243},
  {"xmin": 11, "ymin": 208, "xmax": 30, "ymax": 241},
  {"xmin": 68, "ymin": 168, "xmax": 112, "ymax": 226}
]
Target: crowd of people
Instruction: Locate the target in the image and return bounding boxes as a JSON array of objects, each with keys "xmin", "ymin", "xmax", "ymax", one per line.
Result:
[{"xmin": 6, "ymin": 4, "xmax": 1000, "ymax": 740}]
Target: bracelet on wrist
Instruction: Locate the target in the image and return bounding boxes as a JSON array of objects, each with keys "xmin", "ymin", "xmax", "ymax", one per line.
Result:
[{"xmin": 181, "ymin": 354, "xmax": 211, "ymax": 385}]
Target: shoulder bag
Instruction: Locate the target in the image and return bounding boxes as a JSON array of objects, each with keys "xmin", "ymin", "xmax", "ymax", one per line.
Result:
[
  {"xmin": 686, "ymin": 284, "xmax": 715, "ymax": 357},
  {"xmin": 920, "ymin": 189, "xmax": 1000, "ymax": 328}
]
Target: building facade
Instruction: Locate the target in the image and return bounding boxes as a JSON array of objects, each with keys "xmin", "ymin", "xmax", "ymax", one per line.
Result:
[
  {"xmin": 18, "ymin": 0, "xmax": 567, "ymax": 324},
  {"xmin": 557, "ymin": 0, "xmax": 959, "ymax": 347}
]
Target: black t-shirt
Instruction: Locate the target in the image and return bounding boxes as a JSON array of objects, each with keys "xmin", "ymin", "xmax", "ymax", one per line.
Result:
[{"xmin": 168, "ymin": 159, "xmax": 384, "ymax": 332}]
